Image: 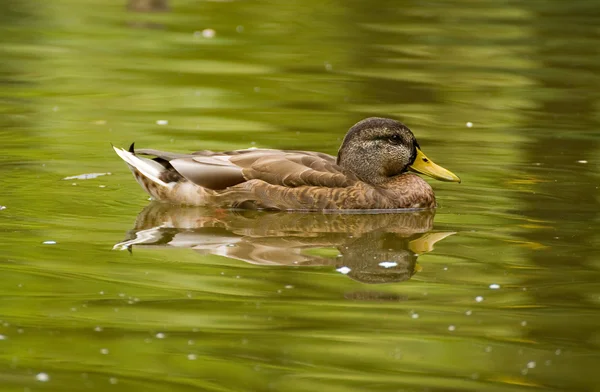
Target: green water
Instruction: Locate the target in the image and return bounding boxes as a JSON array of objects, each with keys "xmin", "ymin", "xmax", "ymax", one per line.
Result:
[{"xmin": 1, "ymin": 0, "xmax": 600, "ymax": 391}]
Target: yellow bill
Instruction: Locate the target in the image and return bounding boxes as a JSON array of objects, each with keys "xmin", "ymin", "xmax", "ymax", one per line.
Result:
[{"xmin": 409, "ymin": 148, "xmax": 461, "ymax": 183}]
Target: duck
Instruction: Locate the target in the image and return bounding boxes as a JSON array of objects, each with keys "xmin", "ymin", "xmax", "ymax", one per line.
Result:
[{"xmin": 112, "ymin": 117, "xmax": 460, "ymax": 210}]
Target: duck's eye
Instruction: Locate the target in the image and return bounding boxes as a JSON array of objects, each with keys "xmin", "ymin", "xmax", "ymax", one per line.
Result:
[{"xmin": 388, "ymin": 134, "xmax": 402, "ymax": 144}]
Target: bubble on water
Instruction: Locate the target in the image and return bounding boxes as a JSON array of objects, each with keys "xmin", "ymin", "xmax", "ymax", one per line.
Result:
[
  {"xmin": 475, "ymin": 296, "xmax": 484, "ymax": 302},
  {"xmin": 485, "ymin": 346, "xmax": 492, "ymax": 353},
  {"xmin": 466, "ymin": 122, "xmax": 473, "ymax": 128},
  {"xmin": 109, "ymin": 377, "xmax": 118, "ymax": 384},
  {"xmin": 577, "ymin": 160, "xmax": 587, "ymax": 164},
  {"xmin": 188, "ymin": 340, "xmax": 194, "ymax": 345},
  {"xmin": 187, "ymin": 354, "xmax": 197, "ymax": 360},
  {"xmin": 43, "ymin": 240, "xmax": 57, "ymax": 245},
  {"xmin": 448, "ymin": 325, "xmax": 456, "ymax": 332},
  {"xmin": 0, "ymin": 206, "xmax": 6, "ymax": 211},
  {"xmin": 527, "ymin": 361, "xmax": 536, "ymax": 369},
  {"xmin": 284, "ymin": 285, "xmax": 294, "ymax": 289},
  {"xmin": 236, "ymin": 25, "xmax": 244, "ymax": 33},
  {"xmin": 336, "ymin": 266, "xmax": 351, "ymax": 275},
  {"xmin": 155, "ymin": 332, "xmax": 165, "ymax": 339},
  {"xmin": 0, "ymin": 334, "xmax": 6, "ymax": 340},
  {"xmin": 555, "ymin": 349, "xmax": 562, "ymax": 355},
  {"xmin": 202, "ymin": 29, "xmax": 216, "ymax": 38},
  {"xmin": 324, "ymin": 62, "xmax": 332, "ymax": 71},
  {"xmin": 489, "ymin": 283, "xmax": 500, "ymax": 289},
  {"xmin": 521, "ymin": 321, "xmax": 527, "ymax": 327},
  {"xmin": 36, "ymin": 373, "xmax": 50, "ymax": 382},
  {"xmin": 379, "ymin": 261, "xmax": 398, "ymax": 268},
  {"xmin": 94, "ymin": 326, "xmax": 103, "ymax": 332},
  {"xmin": 156, "ymin": 120, "xmax": 168, "ymax": 126},
  {"xmin": 411, "ymin": 313, "xmax": 419, "ymax": 319},
  {"xmin": 100, "ymin": 348, "xmax": 109, "ymax": 355}
]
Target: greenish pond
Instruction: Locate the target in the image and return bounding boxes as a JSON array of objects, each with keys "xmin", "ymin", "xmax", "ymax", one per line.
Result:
[{"xmin": 1, "ymin": 0, "xmax": 599, "ymax": 391}]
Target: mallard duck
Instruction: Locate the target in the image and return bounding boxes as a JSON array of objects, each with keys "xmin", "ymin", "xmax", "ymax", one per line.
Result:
[{"xmin": 113, "ymin": 117, "xmax": 460, "ymax": 210}]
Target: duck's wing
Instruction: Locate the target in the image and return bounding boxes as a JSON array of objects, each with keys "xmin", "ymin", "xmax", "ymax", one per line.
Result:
[{"xmin": 165, "ymin": 149, "xmax": 356, "ymax": 190}]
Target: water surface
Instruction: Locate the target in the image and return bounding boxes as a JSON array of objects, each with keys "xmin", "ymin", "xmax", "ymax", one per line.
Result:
[{"xmin": 1, "ymin": 0, "xmax": 599, "ymax": 391}]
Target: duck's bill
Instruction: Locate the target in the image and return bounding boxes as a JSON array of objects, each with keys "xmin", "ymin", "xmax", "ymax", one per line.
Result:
[{"xmin": 409, "ymin": 148, "xmax": 461, "ymax": 183}]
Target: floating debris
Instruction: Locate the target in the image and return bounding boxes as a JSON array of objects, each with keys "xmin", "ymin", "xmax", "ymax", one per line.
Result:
[
  {"xmin": 202, "ymin": 28, "xmax": 215, "ymax": 38},
  {"xmin": 336, "ymin": 266, "xmax": 351, "ymax": 275},
  {"xmin": 63, "ymin": 172, "xmax": 111, "ymax": 180},
  {"xmin": 36, "ymin": 373, "xmax": 50, "ymax": 382}
]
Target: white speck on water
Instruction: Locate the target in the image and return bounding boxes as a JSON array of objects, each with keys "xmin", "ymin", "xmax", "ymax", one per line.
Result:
[
  {"xmin": 72, "ymin": 183, "xmax": 77, "ymax": 186},
  {"xmin": 94, "ymin": 326, "xmax": 103, "ymax": 332},
  {"xmin": 284, "ymin": 285, "xmax": 294, "ymax": 289},
  {"xmin": 43, "ymin": 240, "xmax": 57, "ymax": 245},
  {"xmin": 475, "ymin": 296, "xmax": 484, "ymax": 302},
  {"xmin": 70, "ymin": 307, "xmax": 77, "ymax": 312},
  {"xmin": 379, "ymin": 261, "xmax": 398, "ymax": 268},
  {"xmin": 17, "ymin": 329, "xmax": 23, "ymax": 334},
  {"xmin": 188, "ymin": 340, "xmax": 194, "ymax": 345},
  {"xmin": 527, "ymin": 361, "xmax": 536, "ymax": 369},
  {"xmin": 0, "ymin": 206, "xmax": 5, "ymax": 210},
  {"xmin": 577, "ymin": 160, "xmax": 587, "ymax": 164},
  {"xmin": 336, "ymin": 266, "xmax": 351, "ymax": 275},
  {"xmin": 109, "ymin": 377, "xmax": 118, "ymax": 385},
  {"xmin": 276, "ymin": 289, "xmax": 282, "ymax": 294},
  {"xmin": 411, "ymin": 313, "xmax": 419, "ymax": 319},
  {"xmin": 489, "ymin": 284, "xmax": 501, "ymax": 289},
  {"xmin": 99, "ymin": 291, "xmax": 104, "ymax": 295},
  {"xmin": 521, "ymin": 321, "xmax": 527, "ymax": 327},
  {"xmin": 324, "ymin": 62, "xmax": 332, "ymax": 71},
  {"xmin": 236, "ymin": 25, "xmax": 244, "ymax": 33},
  {"xmin": 187, "ymin": 354, "xmax": 197, "ymax": 360},
  {"xmin": 485, "ymin": 346, "xmax": 492, "ymax": 353},
  {"xmin": 0, "ymin": 334, "xmax": 6, "ymax": 340},
  {"xmin": 156, "ymin": 120, "xmax": 168, "ymax": 126},
  {"xmin": 253, "ymin": 86, "xmax": 260, "ymax": 93},
  {"xmin": 465, "ymin": 310, "xmax": 472, "ymax": 316},
  {"xmin": 555, "ymin": 349, "xmax": 562, "ymax": 355},
  {"xmin": 63, "ymin": 172, "xmax": 111, "ymax": 181},
  {"xmin": 466, "ymin": 122, "xmax": 473, "ymax": 128},
  {"xmin": 448, "ymin": 325, "xmax": 456, "ymax": 332},
  {"xmin": 155, "ymin": 332, "xmax": 165, "ymax": 339},
  {"xmin": 201, "ymin": 28, "xmax": 215, "ymax": 38},
  {"xmin": 99, "ymin": 185, "xmax": 106, "ymax": 188},
  {"xmin": 36, "ymin": 373, "xmax": 50, "ymax": 382},
  {"xmin": 443, "ymin": 266, "xmax": 448, "ymax": 271},
  {"xmin": 100, "ymin": 348, "xmax": 109, "ymax": 355},
  {"xmin": 118, "ymin": 293, "xmax": 125, "ymax": 298}
]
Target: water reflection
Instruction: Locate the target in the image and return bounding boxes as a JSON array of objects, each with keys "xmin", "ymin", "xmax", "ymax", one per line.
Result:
[{"xmin": 115, "ymin": 203, "xmax": 454, "ymax": 284}]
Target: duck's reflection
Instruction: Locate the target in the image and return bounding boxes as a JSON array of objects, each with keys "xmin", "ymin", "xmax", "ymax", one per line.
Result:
[{"xmin": 115, "ymin": 203, "xmax": 454, "ymax": 284}]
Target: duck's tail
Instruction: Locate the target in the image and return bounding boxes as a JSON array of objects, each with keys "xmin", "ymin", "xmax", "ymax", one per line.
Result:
[{"xmin": 112, "ymin": 143, "xmax": 171, "ymax": 188}]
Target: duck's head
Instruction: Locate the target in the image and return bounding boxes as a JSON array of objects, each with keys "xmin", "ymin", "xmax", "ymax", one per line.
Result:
[{"xmin": 337, "ymin": 117, "xmax": 460, "ymax": 185}]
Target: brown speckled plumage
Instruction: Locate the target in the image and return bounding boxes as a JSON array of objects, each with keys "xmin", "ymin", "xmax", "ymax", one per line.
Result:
[{"xmin": 113, "ymin": 117, "xmax": 459, "ymax": 210}]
